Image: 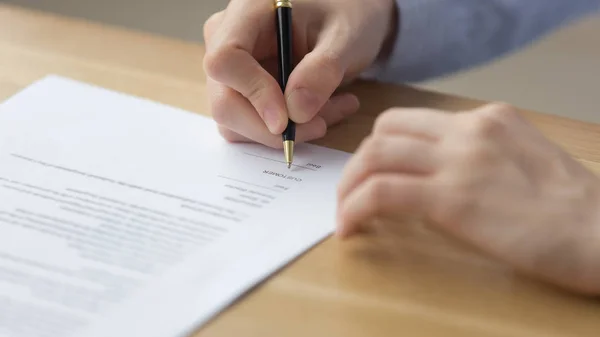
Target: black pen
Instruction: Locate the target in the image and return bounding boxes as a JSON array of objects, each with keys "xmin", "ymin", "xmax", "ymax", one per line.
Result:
[{"xmin": 275, "ymin": 0, "xmax": 295, "ymax": 169}]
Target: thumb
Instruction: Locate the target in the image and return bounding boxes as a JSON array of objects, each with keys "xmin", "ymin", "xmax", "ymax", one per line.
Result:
[{"xmin": 285, "ymin": 24, "xmax": 355, "ymax": 123}]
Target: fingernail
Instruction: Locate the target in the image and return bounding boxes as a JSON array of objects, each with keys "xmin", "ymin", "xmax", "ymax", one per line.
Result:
[
  {"xmin": 263, "ymin": 106, "xmax": 281, "ymax": 133},
  {"xmin": 287, "ymin": 88, "xmax": 319, "ymax": 122}
]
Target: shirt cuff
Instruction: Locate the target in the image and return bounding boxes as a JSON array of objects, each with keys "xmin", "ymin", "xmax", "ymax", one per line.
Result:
[{"xmin": 360, "ymin": 0, "xmax": 470, "ymax": 83}]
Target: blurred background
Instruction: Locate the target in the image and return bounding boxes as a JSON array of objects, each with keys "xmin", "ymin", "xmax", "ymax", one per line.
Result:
[{"xmin": 4, "ymin": 0, "xmax": 600, "ymax": 123}]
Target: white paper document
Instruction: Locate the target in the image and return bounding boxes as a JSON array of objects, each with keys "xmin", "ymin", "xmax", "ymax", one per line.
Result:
[{"xmin": 0, "ymin": 76, "xmax": 351, "ymax": 337}]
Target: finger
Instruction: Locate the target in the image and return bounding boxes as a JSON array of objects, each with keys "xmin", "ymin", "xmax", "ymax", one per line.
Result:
[
  {"xmin": 373, "ymin": 108, "xmax": 454, "ymax": 140},
  {"xmin": 336, "ymin": 174, "xmax": 431, "ymax": 238},
  {"xmin": 204, "ymin": 48, "xmax": 287, "ymax": 135},
  {"xmin": 285, "ymin": 20, "xmax": 357, "ymax": 123},
  {"xmin": 318, "ymin": 93, "xmax": 360, "ymax": 126},
  {"xmin": 208, "ymin": 77, "xmax": 280, "ymax": 147},
  {"xmin": 337, "ymin": 135, "xmax": 438, "ymax": 202},
  {"xmin": 209, "ymin": 79, "xmax": 327, "ymax": 148},
  {"xmin": 203, "ymin": 1, "xmax": 287, "ymax": 134},
  {"xmin": 465, "ymin": 102, "xmax": 533, "ymax": 138},
  {"xmin": 213, "ymin": 89, "xmax": 358, "ymax": 146}
]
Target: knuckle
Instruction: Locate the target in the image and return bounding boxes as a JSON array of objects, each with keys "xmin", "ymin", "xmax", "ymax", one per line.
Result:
[
  {"xmin": 486, "ymin": 102, "xmax": 522, "ymax": 124},
  {"xmin": 358, "ymin": 136, "xmax": 385, "ymax": 170},
  {"xmin": 203, "ymin": 11, "xmax": 223, "ymax": 41},
  {"xmin": 203, "ymin": 47, "xmax": 228, "ymax": 80},
  {"xmin": 486, "ymin": 102, "xmax": 519, "ymax": 117},
  {"xmin": 317, "ymin": 50, "xmax": 346, "ymax": 83},
  {"xmin": 469, "ymin": 102, "xmax": 521, "ymax": 137},
  {"xmin": 373, "ymin": 109, "xmax": 399, "ymax": 133},
  {"xmin": 469, "ymin": 111, "xmax": 506, "ymax": 139}
]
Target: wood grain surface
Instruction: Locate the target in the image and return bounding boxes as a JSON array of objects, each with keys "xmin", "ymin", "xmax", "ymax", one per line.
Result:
[{"xmin": 1, "ymin": 4, "xmax": 599, "ymax": 337}]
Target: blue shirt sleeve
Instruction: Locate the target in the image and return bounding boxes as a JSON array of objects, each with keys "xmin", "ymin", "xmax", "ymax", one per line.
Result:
[{"xmin": 362, "ymin": 0, "xmax": 600, "ymax": 83}]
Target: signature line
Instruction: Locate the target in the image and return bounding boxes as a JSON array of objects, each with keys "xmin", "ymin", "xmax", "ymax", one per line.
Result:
[{"xmin": 242, "ymin": 152, "xmax": 317, "ymax": 171}]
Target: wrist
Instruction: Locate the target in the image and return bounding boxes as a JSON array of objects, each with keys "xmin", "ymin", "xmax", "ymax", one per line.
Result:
[{"xmin": 358, "ymin": 0, "xmax": 400, "ymax": 81}]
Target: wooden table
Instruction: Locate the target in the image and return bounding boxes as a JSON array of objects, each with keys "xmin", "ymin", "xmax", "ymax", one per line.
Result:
[{"xmin": 2, "ymin": 4, "xmax": 600, "ymax": 337}]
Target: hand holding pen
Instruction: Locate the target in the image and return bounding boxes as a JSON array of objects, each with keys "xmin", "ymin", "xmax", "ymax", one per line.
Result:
[{"xmin": 202, "ymin": 0, "xmax": 397, "ymax": 150}]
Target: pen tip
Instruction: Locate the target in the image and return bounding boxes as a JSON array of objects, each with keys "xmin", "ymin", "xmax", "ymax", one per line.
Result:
[{"xmin": 287, "ymin": 162, "xmax": 291, "ymax": 169}]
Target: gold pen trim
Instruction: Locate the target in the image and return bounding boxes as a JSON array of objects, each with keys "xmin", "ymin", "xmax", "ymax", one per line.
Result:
[
  {"xmin": 275, "ymin": 0, "xmax": 292, "ymax": 8},
  {"xmin": 283, "ymin": 140, "xmax": 294, "ymax": 169}
]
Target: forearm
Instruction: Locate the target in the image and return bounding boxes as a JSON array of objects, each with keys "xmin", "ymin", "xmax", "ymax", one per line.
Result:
[{"xmin": 364, "ymin": 0, "xmax": 600, "ymax": 83}]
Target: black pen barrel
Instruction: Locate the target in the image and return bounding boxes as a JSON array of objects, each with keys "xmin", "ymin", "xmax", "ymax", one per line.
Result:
[
  {"xmin": 276, "ymin": 5, "xmax": 293, "ymax": 90},
  {"xmin": 276, "ymin": 3, "xmax": 295, "ymax": 142}
]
